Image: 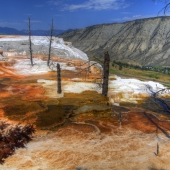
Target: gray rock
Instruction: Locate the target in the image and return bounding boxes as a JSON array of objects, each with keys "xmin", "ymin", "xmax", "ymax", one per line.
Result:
[{"xmin": 59, "ymin": 16, "xmax": 170, "ymax": 66}]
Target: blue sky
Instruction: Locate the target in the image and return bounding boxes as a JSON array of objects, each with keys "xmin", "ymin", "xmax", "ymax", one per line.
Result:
[{"xmin": 0, "ymin": 0, "xmax": 167, "ymax": 30}]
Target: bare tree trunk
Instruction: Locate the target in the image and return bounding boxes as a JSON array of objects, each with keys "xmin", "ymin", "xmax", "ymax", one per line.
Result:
[
  {"xmin": 88, "ymin": 59, "xmax": 90, "ymax": 73},
  {"xmin": 102, "ymin": 51, "xmax": 110, "ymax": 96},
  {"xmin": 28, "ymin": 17, "xmax": 33, "ymax": 66},
  {"xmin": 157, "ymin": 142, "xmax": 159, "ymax": 156},
  {"xmin": 0, "ymin": 50, "xmax": 4, "ymax": 57},
  {"xmin": 57, "ymin": 63, "xmax": 62, "ymax": 94},
  {"xmin": 77, "ymin": 53, "xmax": 109, "ymax": 95},
  {"xmin": 154, "ymin": 142, "xmax": 159, "ymax": 156},
  {"xmin": 47, "ymin": 19, "xmax": 54, "ymax": 66}
]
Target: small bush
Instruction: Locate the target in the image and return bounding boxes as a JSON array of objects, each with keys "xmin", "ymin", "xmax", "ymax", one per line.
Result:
[{"xmin": 0, "ymin": 121, "xmax": 35, "ymax": 164}]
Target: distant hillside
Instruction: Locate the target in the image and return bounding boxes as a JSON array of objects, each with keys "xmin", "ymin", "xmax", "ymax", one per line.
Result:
[
  {"xmin": 59, "ymin": 16, "xmax": 170, "ymax": 66},
  {"xmin": 0, "ymin": 27, "xmax": 65, "ymax": 36},
  {"xmin": 0, "ymin": 27, "xmax": 22, "ymax": 35}
]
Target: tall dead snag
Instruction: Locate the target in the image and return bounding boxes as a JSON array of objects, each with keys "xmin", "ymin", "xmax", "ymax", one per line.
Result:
[
  {"xmin": 28, "ymin": 17, "xmax": 33, "ymax": 66},
  {"xmin": 102, "ymin": 51, "xmax": 110, "ymax": 96},
  {"xmin": 57, "ymin": 63, "xmax": 62, "ymax": 94},
  {"xmin": 76, "ymin": 52, "xmax": 110, "ymax": 96},
  {"xmin": 47, "ymin": 19, "xmax": 54, "ymax": 66}
]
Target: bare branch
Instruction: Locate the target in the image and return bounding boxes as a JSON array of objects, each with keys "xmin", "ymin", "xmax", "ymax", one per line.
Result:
[
  {"xmin": 92, "ymin": 56, "xmax": 104, "ymax": 66},
  {"xmin": 76, "ymin": 62, "xmax": 98, "ymax": 75}
]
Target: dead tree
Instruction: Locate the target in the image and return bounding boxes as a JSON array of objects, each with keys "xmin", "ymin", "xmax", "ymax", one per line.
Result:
[
  {"xmin": 28, "ymin": 17, "xmax": 33, "ymax": 66},
  {"xmin": 152, "ymin": 0, "xmax": 170, "ymax": 14},
  {"xmin": 47, "ymin": 19, "xmax": 54, "ymax": 66},
  {"xmin": 90, "ymin": 54, "xmax": 110, "ymax": 96},
  {"xmin": 77, "ymin": 51, "xmax": 110, "ymax": 96},
  {"xmin": 57, "ymin": 63, "xmax": 62, "ymax": 94},
  {"xmin": 154, "ymin": 142, "xmax": 159, "ymax": 156},
  {"xmin": 102, "ymin": 51, "xmax": 110, "ymax": 96}
]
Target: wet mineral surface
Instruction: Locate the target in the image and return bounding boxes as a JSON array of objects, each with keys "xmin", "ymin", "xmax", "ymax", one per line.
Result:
[{"xmin": 0, "ymin": 56, "xmax": 170, "ymax": 170}]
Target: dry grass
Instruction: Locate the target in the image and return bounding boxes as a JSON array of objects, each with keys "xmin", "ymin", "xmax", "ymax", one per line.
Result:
[{"xmin": 110, "ymin": 63, "xmax": 170, "ymax": 82}]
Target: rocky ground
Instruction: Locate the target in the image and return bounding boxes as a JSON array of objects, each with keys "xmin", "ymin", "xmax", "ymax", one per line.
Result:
[
  {"xmin": 60, "ymin": 16, "xmax": 170, "ymax": 66},
  {"xmin": 0, "ymin": 44, "xmax": 170, "ymax": 169}
]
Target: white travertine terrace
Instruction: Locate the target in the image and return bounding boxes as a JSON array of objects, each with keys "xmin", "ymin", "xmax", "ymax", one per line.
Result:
[{"xmin": 0, "ymin": 36, "xmax": 88, "ymax": 60}]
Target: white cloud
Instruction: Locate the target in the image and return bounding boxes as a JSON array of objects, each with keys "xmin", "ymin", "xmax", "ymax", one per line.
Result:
[
  {"xmin": 34, "ymin": 4, "xmax": 44, "ymax": 8},
  {"xmin": 112, "ymin": 14, "xmax": 166, "ymax": 23},
  {"xmin": 48, "ymin": 0, "xmax": 62, "ymax": 6},
  {"xmin": 132, "ymin": 15, "xmax": 142, "ymax": 18},
  {"xmin": 123, "ymin": 14, "xmax": 157, "ymax": 21},
  {"xmin": 54, "ymin": 14, "xmax": 62, "ymax": 17},
  {"xmin": 0, "ymin": 22, "xmax": 23, "ymax": 28},
  {"xmin": 121, "ymin": 12, "xmax": 131, "ymax": 14},
  {"xmin": 62, "ymin": 0, "xmax": 129, "ymax": 11}
]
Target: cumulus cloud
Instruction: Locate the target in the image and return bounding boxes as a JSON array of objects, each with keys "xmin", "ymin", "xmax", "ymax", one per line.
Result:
[{"xmin": 62, "ymin": 0, "xmax": 129, "ymax": 11}]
